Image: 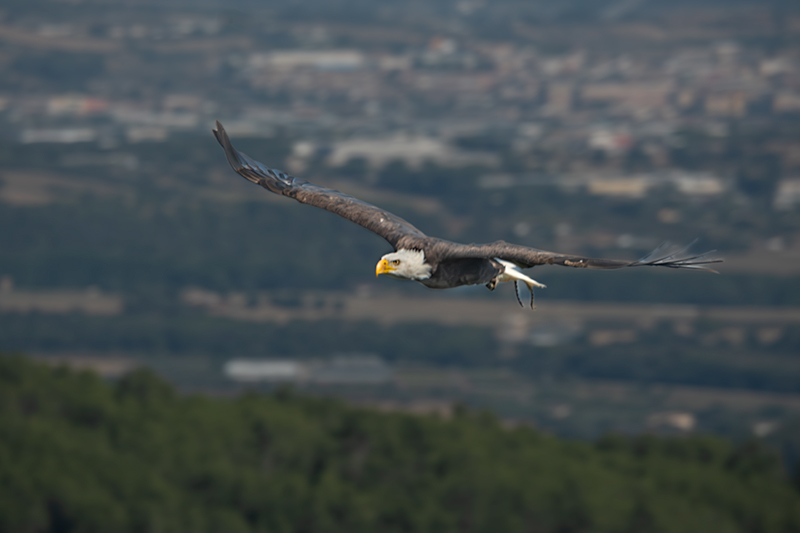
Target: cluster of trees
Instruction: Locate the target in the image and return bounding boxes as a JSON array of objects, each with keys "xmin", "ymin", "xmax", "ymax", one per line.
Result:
[
  {"xmin": 1, "ymin": 355, "xmax": 799, "ymax": 533},
  {"xmin": 0, "ymin": 314, "xmax": 496, "ymax": 368}
]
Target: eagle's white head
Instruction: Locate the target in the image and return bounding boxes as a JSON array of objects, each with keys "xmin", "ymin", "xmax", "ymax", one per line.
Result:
[{"xmin": 375, "ymin": 249, "xmax": 432, "ymax": 281}]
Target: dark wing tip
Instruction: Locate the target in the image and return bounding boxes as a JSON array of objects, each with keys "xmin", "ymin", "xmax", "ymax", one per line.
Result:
[
  {"xmin": 213, "ymin": 120, "xmax": 299, "ymax": 191},
  {"xmin": 212, "ymin": 120, "xmax": 245, "ymax": 173},
  {"xmin": 211, "ymin": 120, "xmax": 224, "ymax": 146},
  {"xmin": 632, "ymin": 241, "xmax": 723, "ymax": 272}
]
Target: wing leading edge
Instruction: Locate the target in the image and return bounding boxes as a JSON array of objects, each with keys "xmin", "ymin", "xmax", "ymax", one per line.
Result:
[{"xmin": 213, "ymin": 121, "xmax": 427, "ymax": 249}]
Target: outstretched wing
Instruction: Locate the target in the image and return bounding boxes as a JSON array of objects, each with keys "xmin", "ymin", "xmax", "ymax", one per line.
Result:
[
  {"xmin": 430, "ymin": 240, "xmax": 722, "ymax": 272},
  {"xmin": 213, "ymin": 121, "xmax": 427, "ymax": 249}
]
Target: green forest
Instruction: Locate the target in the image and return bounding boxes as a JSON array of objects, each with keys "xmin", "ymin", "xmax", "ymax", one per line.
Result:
[{"xmin": 1, "ymin": 355, "xmax": 799, "ymax": 533}]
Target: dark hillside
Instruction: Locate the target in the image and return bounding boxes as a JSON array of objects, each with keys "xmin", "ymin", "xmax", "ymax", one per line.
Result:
[{"xmin": 1, "ymin": 355, "xmax": 798, "ymax": 533}]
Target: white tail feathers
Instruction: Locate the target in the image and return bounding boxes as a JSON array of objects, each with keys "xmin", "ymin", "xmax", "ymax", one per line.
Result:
[{"xmin": 495, "ymin": 259, "xmax": 546, "ymax": 309}]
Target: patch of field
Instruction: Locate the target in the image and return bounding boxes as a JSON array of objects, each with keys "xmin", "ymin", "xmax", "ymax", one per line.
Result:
[
  {"xmin": 659, "ymin": 384, "xmax": 800, "ymax": 412},
  {"xmin": 30, "ymin": 353, "xmax": 140, "ymax": 378},
  {"xmin": 188, "ymin": 289, "xmax": 800, "ymax": 328},
  {"xmin": 0, "ymin": 288, "xmax": 123, "ymax": 315},
  {"xmin": 0, "ymin": 171, "xmax": 128, "ymax": 206},
  {"xmin": 148, "ymin": 36, "xmax": 254, "ymax": 53},
  {"xmin": 396, "ymin": 367, "xmax": 800, "ymax": 415},
  {"xmin": 0, "ymin": 24, "xmax": 120, "ymax": 53},
  {"xmin": 721, "ymin": 250, "xmax": 800, "ymax": 276}
]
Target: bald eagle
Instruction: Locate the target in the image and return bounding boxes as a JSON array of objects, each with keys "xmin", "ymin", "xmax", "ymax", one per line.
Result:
[{"xmin": 213, "ymin": 121, "xmax": 721, "ymax": 308}]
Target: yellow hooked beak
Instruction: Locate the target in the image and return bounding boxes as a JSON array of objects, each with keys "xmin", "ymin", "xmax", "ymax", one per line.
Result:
[{"xmin": 375, "ymin": 259, "xmax": 395, "ymax": 277}]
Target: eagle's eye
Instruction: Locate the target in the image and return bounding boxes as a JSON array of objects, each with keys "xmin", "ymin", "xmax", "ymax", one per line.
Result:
[{"xmin": 391, "ymin": 259, "xmax": 401, "ymax": 266}]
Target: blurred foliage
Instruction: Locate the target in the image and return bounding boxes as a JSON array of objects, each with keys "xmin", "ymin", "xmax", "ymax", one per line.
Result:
[
  {"xmin": 0, "ymin": 354, "xmax": 798, "ymax": 533},
  {"xmin": 0, "ymin": 314, "xmax": 496, "ymax": 367}
]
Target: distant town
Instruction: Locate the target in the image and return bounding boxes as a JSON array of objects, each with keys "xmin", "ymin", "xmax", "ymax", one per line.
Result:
[{"xmin": 1, "ymin": 1, "xmax": 799, "ymax": 211}]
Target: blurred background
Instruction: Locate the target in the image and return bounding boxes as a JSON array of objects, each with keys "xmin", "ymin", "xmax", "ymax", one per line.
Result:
[{"xmin": 1, "ymin": 0, "xmax": 800, "ymax": 468}]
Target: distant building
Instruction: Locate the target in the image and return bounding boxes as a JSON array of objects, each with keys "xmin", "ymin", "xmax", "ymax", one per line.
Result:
[
  {"xmin": 47, "ymin": 95, "xmax": 109, "ymax": 116},
  {"xmin": 528, "ymin": 322, "xmax": 582, "ymax": 347},
  {"xmin": 752, "ymin": 420, "xmax": 779, "ymax": 437},
  {"xmin": 0, "ymin": 276, "xmax": 13, "ymax": 293},
  {"xmin": 774, "ymin": 179, "xmax": 800, "ymax": 210},
  {"xmin": 326, "ymin": 136, "xmax": 446, "ymax": 168},
  {"xmin": 704, "ymin": 92, "xmax": 748, "ymax": 117},
  {"xmin": 588, "ymin": 129, "xmax": 633, "ymax": 155},
  {"xmin": 309, "ymin": 355, "xmax": 392, "ymax": 385},
  {"xmin": 325, "ymin": 136, "xmax": 497, "ymax": 169},
  {"xmin": 589, "ymin": 329, "xmax": 637, "ymax": 347},
  {"xmin": 587, "ymin": 171, "xmax": 726, "ymax": 198},
  {"xmin": 670, "ymin": 172, "xmax": 726, "ymax": 195},
  {"xmin": 587, "ymin": 177, "xmax": 649, "ymax": 198},
  {"xmin": 126, "ymin": 127, "xmax": 168, "ymax": 143},
  {"xmin": 163, "ymin": 94, "xmax": 205, "ymax": 113},
  {"xmin": 223, "ymin": 355, "xmax": 393, "ymax": 385},
  {"xmin": 224, "ymin": 360, "xmax": 305, "ymax": 382},
  {"xmin": 249, "ymin": 50, "xmax": 365, "ymax": 71},
  {"xmin": 544, "ymin": 82, "xmax": 574, "ymax": 114},
  {"xmin": 647, "ymin": 412, "xmax": 696, "ymax": 432},
  {"xmin": 773, "ymin": 92, "xmax": 800, "ymax": 114},
  {"xmin": 378, "ymin": 55, "xmax": 412, "ymax": 71},
  {"xmin": 21, "ymin": 128, "xmax": 96, "ymax": 144},
  {"xmin": 581, "ymin": 82, "xmax": 673, "ymax": 108},
  {"xmin": 478, "ymin": 171, "xmax": 727, "ymax": 199},
  {"xmin": 0, "ymin": 288, "xmax": 123, "ymax": 315},
  {"xmin": 112, "ymin": 109, "xmax": 198, "ymax": 129}
]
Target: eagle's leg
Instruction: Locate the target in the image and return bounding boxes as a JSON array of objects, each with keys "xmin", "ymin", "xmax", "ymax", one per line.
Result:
[
  {"xmin": 528, "ymin": 283, "xmax": 536, "ymax": 310},
  {"xmin": 493, "ymin": 259, "xmax": 546, "ymax": 309},
  {"xmin": 485, "ymin": 278, "xmax": 498, "ymax": 291},
  {"xmin": 515, "ymin": 281, "xmax": 537, "ymax": 310},
  {"xmin": 513, "ymin": 281, "xmax": 524, "ymax": 307}
]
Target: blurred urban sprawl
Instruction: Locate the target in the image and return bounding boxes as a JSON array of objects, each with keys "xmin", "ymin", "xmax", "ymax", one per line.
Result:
[{"xmin": 1, "ymin": 0, "xmax": 800, "ymax": 461}]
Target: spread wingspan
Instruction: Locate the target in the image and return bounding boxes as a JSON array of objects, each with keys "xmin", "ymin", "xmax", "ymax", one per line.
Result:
[{"xmin": 214, "ymin": 120, "xmax": 722, "ymax": 284}]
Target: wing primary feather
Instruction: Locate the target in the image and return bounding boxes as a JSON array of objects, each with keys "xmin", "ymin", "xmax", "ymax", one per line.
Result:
[
  {"xmin": 635, "ymin": 241, "xmax": 672, "ymax": 263},
  {"xmin": 637, "ymin": 239, "xmax": 692, "ymax": 265}
]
